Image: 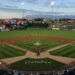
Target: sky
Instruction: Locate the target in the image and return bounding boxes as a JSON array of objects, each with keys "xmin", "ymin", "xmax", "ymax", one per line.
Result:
[{"xmin": 0, "ymin": 0, "xmax": 75, "ymax": 18}]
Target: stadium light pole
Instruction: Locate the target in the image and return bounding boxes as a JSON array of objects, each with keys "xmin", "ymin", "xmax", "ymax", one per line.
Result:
[
  {"xmin": 50, "ymin": 1, "xmax": 55, "ymax": 18},
  {"xmin": 21, "ymin": 2, "xmax": 25, "ymax": 19},
  {"xmin": 50, "ymin": 1, "xmax": 55, "ymax": 29}
]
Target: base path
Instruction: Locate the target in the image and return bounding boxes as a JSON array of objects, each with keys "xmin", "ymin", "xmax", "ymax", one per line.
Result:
[
  {"xmin": 0, "ymin": 51, "xmax": 75, "ymax": 66},
  {"xmin": 40, "ymin": 52, "xmax": 75, "ymax": 65},
  {"xmin": 0, "ymin": 51, "xmax": 37, "ymax": 65},
  {"xmin": 0, "ymin": 55, "xmax": 27, "ymax": 65},
  {"xmin": 48, "ymin": 55, "xmax": 75, "ymax": 65},
  {"xmin": 6, "ymin": 43, "xmax": 26, "ymax": 52},
  {"xmin": 47, "ymin": 43, "xmax": 71, "ymax": 52},
  {"xmin": 0, "ymin": 43, "xmax": 75, "ymax": 67}
]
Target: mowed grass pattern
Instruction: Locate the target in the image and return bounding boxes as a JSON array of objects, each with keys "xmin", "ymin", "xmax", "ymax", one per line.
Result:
[
  {"xmin": 16, "ymin": 41, "xmax": 61, "ymax": 52},
  {"xmin": 50, "ymin": 45, "xmax": 75, "ymax": 58},
  {"xmin": 9, "ymin": 58, "xmax": 64, "ymax": 71},
  {"xmin": 0, "ymin": 29, "xmax": 75, "ymax": 39},
  {"xmin": 0, "ymin": 45, "xmax": 25, "ymax": 59}
]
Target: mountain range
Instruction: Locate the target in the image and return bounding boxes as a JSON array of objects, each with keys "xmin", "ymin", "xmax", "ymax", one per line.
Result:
[{"xmin": 0, "ymin": 8, "xmax": 75, "ymax": 19}]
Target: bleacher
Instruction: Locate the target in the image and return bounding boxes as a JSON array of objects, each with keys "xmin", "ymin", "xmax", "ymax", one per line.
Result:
[{"xmin": 0, "ymin": 68, "xmax": 75, "ymax": 75}]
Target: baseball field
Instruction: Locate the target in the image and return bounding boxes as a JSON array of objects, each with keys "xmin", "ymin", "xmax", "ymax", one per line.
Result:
[{"xmin": 0, "ymin": 29, "xmax": 75, "ymax": 70}]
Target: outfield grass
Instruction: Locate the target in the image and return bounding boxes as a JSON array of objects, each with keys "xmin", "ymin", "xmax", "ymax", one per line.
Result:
[
  {"xmin": 0, "ymin": 45, "xmax": 25, "ymax": 59},
  {"xmin": 50, "ymin": 45, "xmax": 75, "ymax": 58},
  {"xmin": 9, "ymin": 58, "xmax": 64, "ymax": 71},
  {"xmin": 0, "ymin": 29, "xmax": 75, "ymax": 39},
  {"xmin": 16, "ymin": 40, "xmax": 61, "ymax": 52}
]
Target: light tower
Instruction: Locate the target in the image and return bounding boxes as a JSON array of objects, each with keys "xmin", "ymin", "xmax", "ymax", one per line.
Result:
[
  {"xmin": 50, "ymin": 1, "xmax": 55, "ymax": 29},
  {"xmin": 20, "ymin": 2, "xmax": 25, "ymax": 19},
  {"xmin": 50, "ymin": 1, "xmax": 55, "ymax": 19}
]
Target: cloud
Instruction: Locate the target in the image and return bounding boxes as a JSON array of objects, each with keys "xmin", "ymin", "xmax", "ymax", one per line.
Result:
[
  {"xmin": 0, "ymin": 0, "xmax": 75, "ymax": 13},
  {"xmin": 25, "ymin": 0, "xmax": 37, "ymax": 3}
]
